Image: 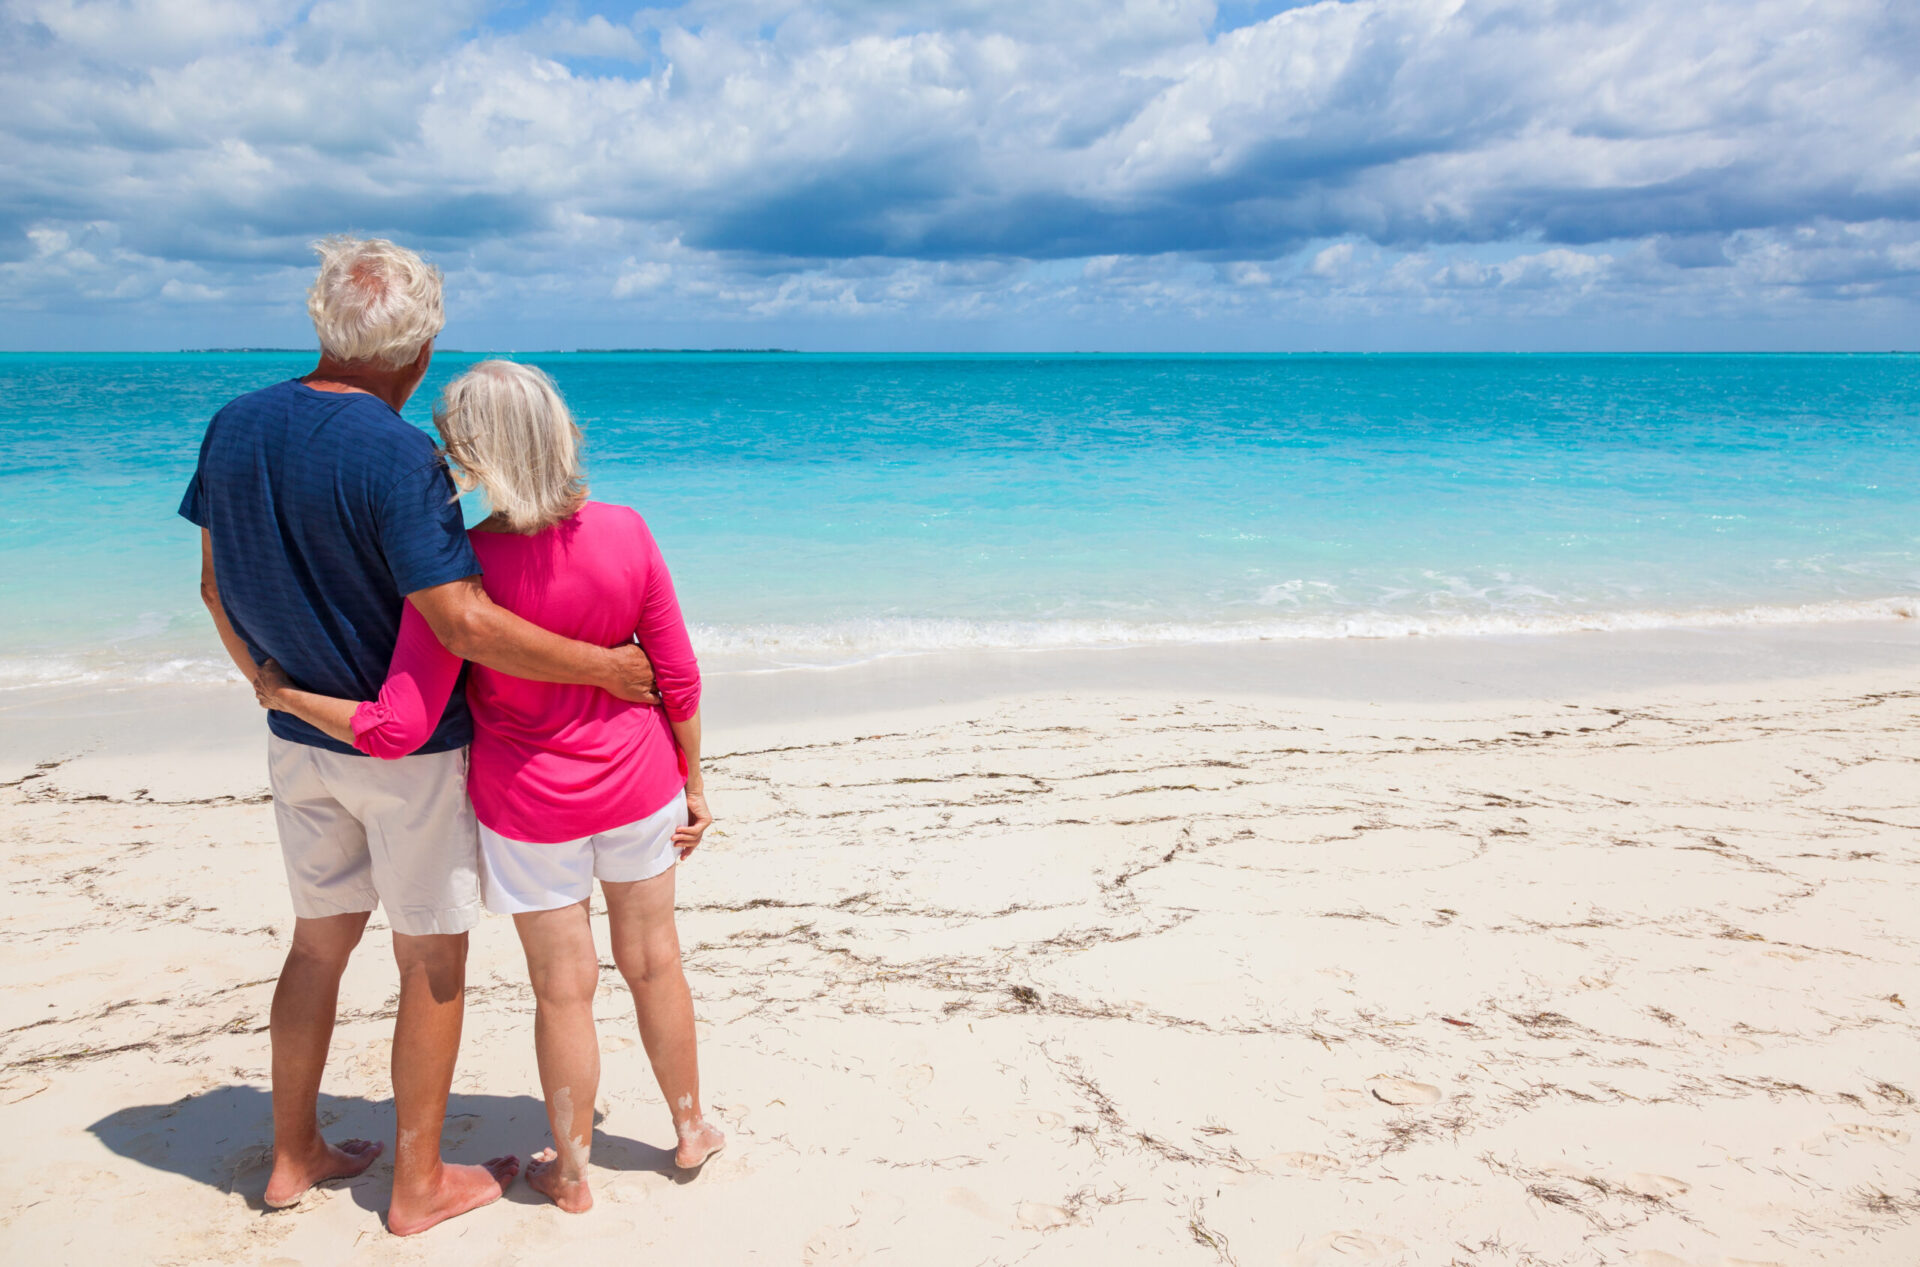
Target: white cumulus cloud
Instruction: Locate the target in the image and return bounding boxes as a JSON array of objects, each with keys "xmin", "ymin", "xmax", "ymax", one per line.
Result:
[{"xmin": 0, "ymin": 0, "xmax": 1915, "ymax": 347}]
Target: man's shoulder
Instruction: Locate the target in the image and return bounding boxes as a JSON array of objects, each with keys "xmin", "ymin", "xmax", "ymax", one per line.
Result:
[
  {"xmin": 339, "ymin": 401, "xmax": 439, "ymax": 464},
  {"xmin": 211, "ymin": 378, "xmax": 301, "ymax": 425},
  {"xmin": 219, "ymin": 381, "xmax": 422, "ymax": 440}
]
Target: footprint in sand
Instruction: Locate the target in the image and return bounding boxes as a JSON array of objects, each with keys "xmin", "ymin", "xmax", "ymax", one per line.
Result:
[
  {"xmin": 1271, "ymin": 1151, "xmax": 1344, "ymax": 1176},
  {"xmin": 1015, "ymin": 1201, "xmax": 1075, "ymax": 1231},
  {"xmin": 1365, "ymin": 1076, "xmax": 1442, "ymax": 1106},
  {"xmin": 1308, "ymin": 1231, "xmax": 1407, "ymax": 1259},
  {"xmin": 599, "ymin": 1174, "xmax": 652, "ymax": 1206},
  {"xmin": 891, "ymin": 1063, "xmax": 935, "ymax": 1093},
  {"xmin": 944, "ymin": 1188, "xmax": 997, "ymax": 1222},
  {"xmin": 1622, "ymin": 1173, "xmax": 1691, "ymax": 1199},
  {"xmin": 1628, "ymin": 1252, "xmax": 1693, "ymax": 1267},
  {"xmin": 1323, "ymin": 1087, "xmax": 1373, "ymax": 1111},
  {"xmin": 802, "ymin": 1227, "xmax": 865, "ymax": 1264},
  {"xmin": 1034, "ymin": 1110, "xmax": 1067, "ymax": 1129},
  {"xmin": 600, "ymin": 1034, "xmax": 636, "ymax": 1052},
  {"xmin": 1803, "ymin": 1122, "xmax": 1910, "ymax": 1153}
]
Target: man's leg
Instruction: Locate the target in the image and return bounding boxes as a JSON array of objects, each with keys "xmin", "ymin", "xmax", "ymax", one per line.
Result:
[
  {"xmin": 265, "ymin": 911, "xmax": 383, "ymax": 1207},
  {"xmin": 384, "ymin": 931, "xmax": 518, "ymax": 1237},
  {"xmin": 330, "ymin": 742, "xmax": 505, "ymax": 1235}
]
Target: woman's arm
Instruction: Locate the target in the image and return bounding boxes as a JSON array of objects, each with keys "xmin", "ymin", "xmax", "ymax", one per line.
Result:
[
  {"xmin": 632, "ymin": 518, "xmax": 702, "ymax": 725},
  {"xmin": 254, "ymin": 662, "xmax": 358, "ymax": 745},
  {"xmin": 670, "ymin": 709, "xmax": 711, "ymax": 857},
  {"xmin": 630, "ymin": 513, "xmax": 711, "ymax": 856},
  {"xmin": 255, "ymin": 600, "xmax": 465, "ymax": 758}
]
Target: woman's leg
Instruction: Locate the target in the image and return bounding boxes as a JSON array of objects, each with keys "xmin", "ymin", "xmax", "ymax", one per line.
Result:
[
  {"xmin": 511, "ymin": 900, "xmax": 601, "ymax": 1212},
  {"xmin": 603, "ymin": 868, "xmax": 725, "ymax": 1167}
]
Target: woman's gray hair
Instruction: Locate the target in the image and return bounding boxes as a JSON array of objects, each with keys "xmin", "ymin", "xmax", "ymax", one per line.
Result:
[
  {"xmin": 434, "ymin": 360, "xmax": 587, "ymax": 533},
  {"xmin": 306, "ymin": 236, "xmax": 445, "ymax": 369}
]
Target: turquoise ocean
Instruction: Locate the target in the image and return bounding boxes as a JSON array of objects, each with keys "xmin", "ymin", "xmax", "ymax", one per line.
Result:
[{"xmin": 3, "ymin": 352, "xmax": 1919, "ymax": 687}]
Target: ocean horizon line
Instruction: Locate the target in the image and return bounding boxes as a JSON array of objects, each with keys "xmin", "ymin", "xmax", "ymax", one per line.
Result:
[{"xmin": 0, "ymin": 348, "xmax": 1916, "ymax": 358}]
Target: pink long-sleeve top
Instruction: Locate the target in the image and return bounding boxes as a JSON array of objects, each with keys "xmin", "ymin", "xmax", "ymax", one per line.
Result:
[{"xmin": 350, "ymin": 500, "xmax": 701, "ymax": 844}]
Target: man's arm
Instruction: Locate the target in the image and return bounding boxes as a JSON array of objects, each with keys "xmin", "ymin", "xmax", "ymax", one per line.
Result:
[
  {"xmin": 199, "ymin": 529, "xmax": 260, "ymax": 683},
  {"xmin": 407, "ymin": 575, "xmax": 659, "ymax": 703}
]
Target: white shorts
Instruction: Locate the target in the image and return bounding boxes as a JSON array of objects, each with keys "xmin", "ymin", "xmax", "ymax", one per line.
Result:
[
  {"xmin": 479, "ymin": 791, "xmax": 687, "ymax": 915},
  {"xmin": 267, "ymin": 735, "xmax": 481, "ymax": 936}
]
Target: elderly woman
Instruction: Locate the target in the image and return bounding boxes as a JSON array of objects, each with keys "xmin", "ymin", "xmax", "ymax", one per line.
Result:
[{"xmin": 256, "ymin": 360, "xmax": 725, "ymax": 1214}]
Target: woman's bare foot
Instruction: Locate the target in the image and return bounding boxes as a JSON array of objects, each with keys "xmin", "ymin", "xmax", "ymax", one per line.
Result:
[
  {"xmin": 264, "ymin": 1137, "xmax": 383, "ymax": 1208},
  {"xmin": 525, "ymin": 1146, "xmax": 594, "ymax": 1212},
  {"xmin": 387, "ymin": 1157, "xmax": 519, "ymax": 1236},
  {"xmin": 674, "ymin": 1118, "xmax": 726, "ymax": 1170}
]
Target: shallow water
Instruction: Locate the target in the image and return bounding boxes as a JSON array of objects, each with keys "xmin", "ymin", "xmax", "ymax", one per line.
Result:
[{"xmin": 3, "ymin": 351, "xmax": 1918, "ymax": 684}]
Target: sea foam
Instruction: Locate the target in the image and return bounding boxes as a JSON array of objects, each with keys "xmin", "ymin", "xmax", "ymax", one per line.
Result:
[{"xmin": 10, "ymin": 595, "xmax": 1915, "ymax": 689}]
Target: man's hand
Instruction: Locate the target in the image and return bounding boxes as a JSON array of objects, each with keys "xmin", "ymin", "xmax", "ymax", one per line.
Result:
[{"xmin": 601, "ymin": 642, "xmax": 662, "ymax": 706}]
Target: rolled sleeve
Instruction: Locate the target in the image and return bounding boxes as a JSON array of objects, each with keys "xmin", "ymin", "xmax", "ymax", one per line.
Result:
[
  {"xmin": 662, "ymin": 674, "xmax": 702, "ymax": 723},
  {"xmin": 350, "ymin": 602, "xmax": 465, "ymax": 759}
]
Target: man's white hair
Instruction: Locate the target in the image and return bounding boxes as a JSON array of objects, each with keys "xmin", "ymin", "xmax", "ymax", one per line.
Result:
[
  {"xmin": 435, "ymin": 360, "xmax": 587, "ymax": 534},
  {"xmin": 306, "ymin": 236, "xmax": 445, "ymax": 369}
]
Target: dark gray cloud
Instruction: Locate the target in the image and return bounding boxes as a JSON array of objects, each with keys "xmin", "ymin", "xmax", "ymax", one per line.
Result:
[{"xmin": 1, "ymin": 0, "xmax": 1917, "ymax": 344}]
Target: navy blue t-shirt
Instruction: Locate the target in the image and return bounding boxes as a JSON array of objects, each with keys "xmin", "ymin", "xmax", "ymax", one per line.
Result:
[{"xmin": 178, "ymin": 380, "xmax": 479, "ymax": 755}]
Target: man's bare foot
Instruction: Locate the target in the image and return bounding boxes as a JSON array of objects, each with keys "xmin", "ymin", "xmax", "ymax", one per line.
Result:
[
  {"xmin": 386, "ymin": 1157, "xmax": 519, "ymax": 1236},
  {"xmin": 264, "ymin": 1137, "xmax": 383, "ymax": 1208},
  {"xmin": 674, "ymin": 1119, "xmax": 726, "ymax": 1170},
  {"xmin": 525, "ymin": 1146, "xmax": 594, "ymax": 1213}
]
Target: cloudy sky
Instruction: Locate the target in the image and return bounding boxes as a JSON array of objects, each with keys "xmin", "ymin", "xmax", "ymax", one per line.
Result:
[{"xmin": 3, "ymin": 0, "xmax": 1917, "ymax": 351}]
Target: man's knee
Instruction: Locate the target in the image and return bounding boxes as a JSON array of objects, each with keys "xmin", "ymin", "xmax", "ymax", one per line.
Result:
[
  {"xmin": 393, "ymin": 932, "xmax": 469, "ymax": 1004},
  {"xmin": 287, "ymin": 913, "xmax": 370, "ymax": 974}
]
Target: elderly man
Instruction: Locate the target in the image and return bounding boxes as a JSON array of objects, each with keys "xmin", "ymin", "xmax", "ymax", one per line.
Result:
[{"xmin": 180, "ymin": 237, "xmax": 656, "ymax": 1235}]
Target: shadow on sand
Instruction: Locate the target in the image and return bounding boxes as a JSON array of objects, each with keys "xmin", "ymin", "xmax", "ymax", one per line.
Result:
[{"xmin": 88, "ymin": 1084, "xmax": 686, "ymax": 1215}]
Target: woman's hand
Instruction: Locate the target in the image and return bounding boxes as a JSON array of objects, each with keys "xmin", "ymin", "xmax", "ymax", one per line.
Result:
[
  {"xmin": 252, "ymin": 658, "xmax": 295, "ymax": 711},
  {"xmin": 674, "ymin": 783, "xmax": 713, "ymax": 859},
  {"xmin": 249, "ymin": 658, "xmax": 365, "ymax": 748}
]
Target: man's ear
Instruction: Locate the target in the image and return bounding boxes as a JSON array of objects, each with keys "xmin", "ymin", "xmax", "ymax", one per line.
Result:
[{"xmin": 414, "ymin": 338, "xmax": 435, "ymax": 376}]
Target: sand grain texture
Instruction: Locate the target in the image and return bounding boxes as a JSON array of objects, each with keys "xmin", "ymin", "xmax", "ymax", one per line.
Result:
[{"xmin": 3, "ymin": 677, "xmax": 1919, "ymax": 1264}]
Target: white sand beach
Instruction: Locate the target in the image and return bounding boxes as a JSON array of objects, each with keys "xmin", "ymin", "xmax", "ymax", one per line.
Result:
[{"xmin": 4, "ymin": 627, "xmax": 1920, "ymax": 1265}]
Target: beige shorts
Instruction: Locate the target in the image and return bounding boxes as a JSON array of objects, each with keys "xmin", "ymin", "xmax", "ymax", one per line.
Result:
[
  {"xmin": 268, "ymin": 735, "xmax": 481, "ymax": 936},
  {"xmin": 479, "ymin": 791, "xmax": 687, "ymax": 915}
]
